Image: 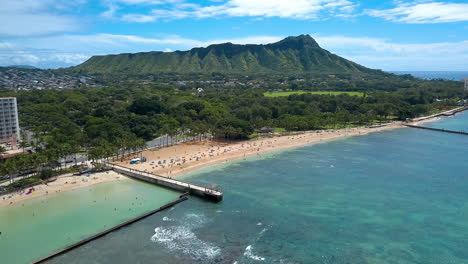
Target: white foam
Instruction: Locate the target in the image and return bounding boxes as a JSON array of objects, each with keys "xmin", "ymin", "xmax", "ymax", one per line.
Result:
[
  {"xmin": 151, "ymin": 213, "xmax": 219, "ymax": 260},
  {"xmin": 151, "ymin": 226, "xmax": 221, "ymax": 260},
  {"xmin": 183, "ymin": 213, "xmax": 208, "ymax": 228},
  {"xmin": 244, "ymin": 245, "xmax": 265, "ymax": 261},
  {"xmin": 257, "ymin": 222, "xmax": 262, "ymax": 226}
]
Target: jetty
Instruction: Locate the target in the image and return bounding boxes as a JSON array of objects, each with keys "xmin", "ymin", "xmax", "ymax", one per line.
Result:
[
  {"xmin": 107, "ymin": 163, "xmax": 223, "ymax": 202},
  {"xmin": 403, "ymin": 124, "xmax": 468, "ymax": 136},
  {"xmin": 409, "ymin": 106, "xmax": 468, "ymax": 123},
  {"xmin": 31, "ymin": 195, "xmax": 188, "ymax": 264}
]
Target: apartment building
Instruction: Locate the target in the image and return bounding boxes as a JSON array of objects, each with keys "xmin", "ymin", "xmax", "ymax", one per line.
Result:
[{"xmin": 0, "ymin": 97, "xmax": 20, "ymax": 143}]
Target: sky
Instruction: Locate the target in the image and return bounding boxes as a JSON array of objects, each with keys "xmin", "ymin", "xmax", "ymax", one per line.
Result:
[{"xmin": 0, "ymin": 0, "xmax": 467, "ymax": 71}]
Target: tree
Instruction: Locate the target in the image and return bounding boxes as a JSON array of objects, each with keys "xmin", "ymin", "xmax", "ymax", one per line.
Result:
[
  {"xmin": 2, "ymin": 158, "xmax": 17, "ymax": 184},
  {"xmin": 0, "ymin": 146, "xmax": 6, "ymax": 156}
]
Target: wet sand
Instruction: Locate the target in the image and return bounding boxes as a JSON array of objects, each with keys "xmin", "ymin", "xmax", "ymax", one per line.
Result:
[
  {"xmin": 115, "ymin": 122, "xmax": 405, "ymax": 177},
  {"xmin": 116, "ymin": 107, "xmax": 465, "ymax": 177},
  {"xmin": 0, "ymin": 171, "xmax": 128, "ymax": 208}
]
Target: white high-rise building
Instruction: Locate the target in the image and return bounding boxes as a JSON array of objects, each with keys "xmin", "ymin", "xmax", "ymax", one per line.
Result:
[
  {"xmin": 464, "ymin": 78, "xmax": 468, "ymax": 91},
  {"xmin": 0, "ymin": 97, "xmax": 20, "ymax": 143}
]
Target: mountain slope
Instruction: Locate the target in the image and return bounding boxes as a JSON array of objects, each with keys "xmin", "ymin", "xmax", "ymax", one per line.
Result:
[{"xmin": 73, "ymin": 35, "xmax": 382, "ymax": 75}]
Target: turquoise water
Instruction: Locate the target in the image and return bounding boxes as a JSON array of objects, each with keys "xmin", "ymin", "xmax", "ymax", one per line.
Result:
[
  {"xmin": 28, "ymin": 113, "xmax": 468, "ymax": 263},
  {"xmin": 425, "ymin": 111, "xmax": 468, "ymax": 131},
  {"xmin": 0, "ymin": 179, "xmax": 181, "ymax": 264}
]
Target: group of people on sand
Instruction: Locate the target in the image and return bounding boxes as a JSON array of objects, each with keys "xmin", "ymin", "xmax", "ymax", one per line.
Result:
[{"xmin": 125, "ymin": 128, "xmax": 384, "ymax": 177}]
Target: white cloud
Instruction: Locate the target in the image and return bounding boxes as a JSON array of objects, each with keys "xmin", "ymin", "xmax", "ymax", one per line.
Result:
[
  {"xmin": 313, "ymin": 35, "xmax": 468, "ymax": 70},
  {"xmin": 122, "ymin": 14, "xmax": 159, "ymax": 22},
  {"xmin": 101, "ymin": 4, "xmax": 119, "ymax": 18},
  {"xmin": 366, "ymin": 1, "xmax": 468, "ymax": 24},
  {"xmin": 0, "ymin": 49, "xmax": 88, "ymax": 68},
  {"xmin": 0, "ymin": 0, "xmax": 80, "ymax": 37},
  {"xmin": 120, "ymin": 0, "xmax": 357, "ymax": 22},
  {"xmin": 112, "ymin": 0, "xmax": 173, "ymax": 4},
  {"xmin": 0, "ymin": 14, "xmax": 78, "ymax": 37},
  {"xmin": 205, "ymin": 35, "xmax": 283, "ymax": 45}
]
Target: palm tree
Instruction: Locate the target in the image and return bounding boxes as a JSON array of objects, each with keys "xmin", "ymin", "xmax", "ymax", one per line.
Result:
[
  {"xmin": 3, "ymin": 158, "xmax": 17, "ymax": 184},
  {"xmin": 0, "ymin": 146, "xmax": 6, "ymax": 156}
]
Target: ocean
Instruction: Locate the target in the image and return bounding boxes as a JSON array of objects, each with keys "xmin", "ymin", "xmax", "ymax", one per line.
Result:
[
  {"xmin": 39, "ymin": 111, "xmax": 468, "ymax": 264},
  {"xmin": 391, "ymin": 71, "xmax": 468, "ymax": 81}
]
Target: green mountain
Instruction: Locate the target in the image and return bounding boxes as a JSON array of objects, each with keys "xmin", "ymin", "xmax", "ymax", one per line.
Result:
[{"xmin": 74, "ymin": 35, "xmax": 383, "ymax": 75}]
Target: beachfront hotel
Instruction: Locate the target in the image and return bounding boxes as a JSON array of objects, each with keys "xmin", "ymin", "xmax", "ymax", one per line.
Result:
[{"xmin": 0, "ymin": 97, "xmax": 20, "ymax": 143}]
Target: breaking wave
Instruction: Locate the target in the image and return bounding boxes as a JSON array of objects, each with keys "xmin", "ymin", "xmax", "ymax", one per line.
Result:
[
  {"xmin": 244, "ymin": 245, "xmax": 265, "ymax": 261},
  {"xmin": 150, "ymin": 213, "xmax": 221, "ymax": 260}
]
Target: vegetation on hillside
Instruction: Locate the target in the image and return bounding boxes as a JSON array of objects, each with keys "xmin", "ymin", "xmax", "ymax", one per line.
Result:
[{"xmin": 73, "ymin": 35, "xmax": 386, "ymax": 75}]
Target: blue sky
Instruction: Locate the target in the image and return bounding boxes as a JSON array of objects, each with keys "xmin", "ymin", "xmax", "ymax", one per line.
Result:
[{"xmin": 0, "ymin": 0, "xmax": 467, "ymax": 70}]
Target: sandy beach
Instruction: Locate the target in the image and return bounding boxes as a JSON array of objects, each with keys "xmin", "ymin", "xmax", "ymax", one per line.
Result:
[
  {"xmin": 114, "ymin": 121, "xmax": 406, "ymax": 177},
  {"xmin": 116, "ymin": 107, "xmax": 466, "ymax": 177},
  {"xmin": 0, "ymin": 171, "xmax": 128, "ymax": 208},
  {"xmin": 1, "ymin": 106, "xmax": 462, "ymax": 207}
]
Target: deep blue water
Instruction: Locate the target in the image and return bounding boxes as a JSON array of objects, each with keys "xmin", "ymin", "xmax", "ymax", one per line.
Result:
[
  {"xmin": 391, "ymin": 71, "xmax": 468, "ymax": 81},
  {"xmin": 47, "ymin": 113, "xmax": 468, "ymax": 264}
]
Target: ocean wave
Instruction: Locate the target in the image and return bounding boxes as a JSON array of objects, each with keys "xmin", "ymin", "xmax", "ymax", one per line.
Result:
[
  {"xmin": 151, "ymin": 212, "xmax": 220, "ymax": 260},
  {"xmin": 162, "ymin": 216, "xmax": 173, "ymax": 221},
  {"xmin": 243, "ymin": 245, "xmax": 265, "ymax": 261},
  {"xmin": 184, "ymin": 213, "xmax": 208, "ymax": 228},
  {"xmin": 151, "ymin": 226, "xmax": 221, "ymax": 260},
  {"xmin": 258, "ymin": 227, "xmax": 268, "ymax": 236}
]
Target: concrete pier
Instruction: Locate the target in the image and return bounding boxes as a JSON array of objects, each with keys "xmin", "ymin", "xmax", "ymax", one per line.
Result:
[
  {"xmin": 108, "ymin": 164, "xmax": 223, "ymax": 202},
  {"xmin": 409, "ymin": 106, "xmax": 468, "ymax": 122},
  {"xmin": 403, "ymin": 124, "xmax": 468, "ymax": 136}
]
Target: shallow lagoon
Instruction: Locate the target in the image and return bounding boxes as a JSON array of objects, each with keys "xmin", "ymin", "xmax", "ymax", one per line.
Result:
[{"xmin": 0, "ymin": 179, "xmax": 180, "ymax": 264}]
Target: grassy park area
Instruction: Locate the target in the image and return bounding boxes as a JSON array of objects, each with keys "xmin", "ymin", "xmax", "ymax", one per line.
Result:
[{"xmin": 264, "ymin": 91, "xmax": 365, "ymax": 97}]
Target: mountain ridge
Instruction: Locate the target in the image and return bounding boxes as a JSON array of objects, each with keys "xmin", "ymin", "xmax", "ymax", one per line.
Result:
[{"xmin": 73, "ymin": 35, "xmax": 384, "ymax": 75}]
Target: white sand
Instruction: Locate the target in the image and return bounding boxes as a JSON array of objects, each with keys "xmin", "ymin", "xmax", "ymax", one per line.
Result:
[{"xmin": 0, "ymin": 171, "xmax": 129, "ymax": 208}]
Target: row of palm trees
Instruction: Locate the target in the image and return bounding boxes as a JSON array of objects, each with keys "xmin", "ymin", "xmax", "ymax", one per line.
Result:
[
  {"xmin": 88, "ymin": 136, "xmax": 147, "ymax": 163},
  {"xmin": 0, "ymin": 138, "xmax": 85, "ymax": 185},
  {"xmin": 0, "ymin": 125, "xmax": 216, "ymax": 186},
  {"xmin": 1, "ymin": 151, "xmax": 54, "ymax": 185}
]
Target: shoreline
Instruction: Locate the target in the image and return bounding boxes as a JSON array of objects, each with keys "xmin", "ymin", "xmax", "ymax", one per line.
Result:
[
  {"xmin": 0, "ymin": 171, "xmax": 128, "ymax": 208},
  {"xmin": 117, "ymin": 107, "xmax": 465, "ymax": 178},
  {"xmin": 0, "ymin": 107, "xmax": 463, "ymax": 207},
  {"xmin": 115, "ymin": 122, "xmax": 405, "ymax": 178}
]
